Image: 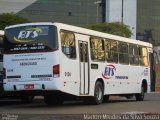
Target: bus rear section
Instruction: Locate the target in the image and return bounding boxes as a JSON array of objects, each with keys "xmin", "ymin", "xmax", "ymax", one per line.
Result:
[{"xmin": 3, "ymin": 23, "xmax": 63, "ymax": 103}]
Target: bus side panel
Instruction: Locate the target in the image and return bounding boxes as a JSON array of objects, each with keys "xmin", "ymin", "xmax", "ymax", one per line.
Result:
[
  {"xmin": 103, "ymin": 64, "xmax": 150, "ymax": 95},
  {"xmin": 59, "ymin": 32, "xmax": 80, "ymax": 96},
  {"xmin": 90, "ymin": 63, "xmax": 150, "ymax": 95},
  {"xmin": 60, "ymin": 33, "xmax": 92, "ymax": 96},
  {"xmin": 60, "ymin": 53, "xmax": 80, "ymax": 96}
]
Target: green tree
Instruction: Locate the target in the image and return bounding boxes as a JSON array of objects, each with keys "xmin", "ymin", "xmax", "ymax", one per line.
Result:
[
  {"xmin": 87, "ymin": 22, "xmax": 132, "ymax": 38},
  {"xmin": 0, "ymin": 13, "xmax": 30, "ymax": 30}
]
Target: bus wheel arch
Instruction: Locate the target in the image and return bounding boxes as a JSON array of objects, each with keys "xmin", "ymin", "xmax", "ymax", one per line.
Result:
[
  {"xmin": 96, "ymin": 78, "xmax": 105, "ymax": 91},
  {"xmin": 95, "ymin": 78, "xmax": 109, "ymax": 103},
  {"xmin": 135, "ymin": 79, "xmax": 147, "ymax": 101},
  {"xmin": 91, "ymin": 78, "xmax": 105, "ymax": 105}
]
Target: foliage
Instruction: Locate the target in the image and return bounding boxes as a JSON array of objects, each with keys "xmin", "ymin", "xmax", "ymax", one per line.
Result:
[
  {"xmin": 87, "ymin": 22, "xmax": 132, "ymax": 38},
  {"xmin": 0, "ymin": 13, "xmax": 30, "ymax": 30}
]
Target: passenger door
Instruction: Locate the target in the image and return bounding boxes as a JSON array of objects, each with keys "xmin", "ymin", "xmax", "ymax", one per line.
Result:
[{"xmin": 79, "ymin": 41, "xmax": 89, "ymax": 94}]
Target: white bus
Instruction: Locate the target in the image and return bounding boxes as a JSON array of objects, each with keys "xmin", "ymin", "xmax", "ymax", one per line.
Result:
[{"xmin": 3, "ymin": 22, "xmax": 153, "ymax": 105}]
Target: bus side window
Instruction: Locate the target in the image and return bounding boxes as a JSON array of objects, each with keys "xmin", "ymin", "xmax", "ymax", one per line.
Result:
[
  {"xmin": 129, "ymin": 44, "xmax": 139, "ymax": 65},
  {"xmin": 90, "ymin": 37, "xmax": 104, "ymax": 61},
  {"xmin": 60, "ymin": 31, "xmax": 76, "ymax": 59},
  {"xmin": 111, "ymin": 41, "xmax": 118, "ymax": 63},
  {"xmin": 118, "ymin": 42, "xmax": 129, "ymax": 64},
  {"xmin": 105, "ymin": 39, "xmax": 118, "ymax": 63},
  {"xmin": 139, "ymin": 47, "xmax": 148, "ymax": 66},
  {"xmin": 105, "ymin": 39, "xmax": 111, "ymax": 62}
]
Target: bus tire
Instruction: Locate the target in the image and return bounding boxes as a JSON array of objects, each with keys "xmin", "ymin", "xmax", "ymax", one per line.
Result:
[
  {"xmin": 135, "ymin": 84, "xmax": 145, "ymax": 101},
  {"xmin": 91, "ymin": 81, "xmax": 104, "ymax": 105},
  {"xmin": 44, "ymin": 94, "xmax": 63, "ymax": 105}
]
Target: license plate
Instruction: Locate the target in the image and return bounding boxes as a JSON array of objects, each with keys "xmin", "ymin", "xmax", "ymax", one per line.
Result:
[{"xmin": 24, "ymin": 84, "xmax": 34, "ymax": 89}]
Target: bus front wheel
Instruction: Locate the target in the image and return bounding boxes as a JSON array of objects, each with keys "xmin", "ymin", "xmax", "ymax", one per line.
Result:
[
  {"xmin": 91, "ymin": 81, "xmax": 104, "ymax": 105},
  {"xmin": 135, "ymin": 84, "xmax": 145, "ymax": 101}
]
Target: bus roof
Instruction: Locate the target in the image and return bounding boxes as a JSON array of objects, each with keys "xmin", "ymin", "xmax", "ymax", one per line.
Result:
[
  {"xmin": 5, "ymin": 22, "xmax": 53, "ymax": 29},
  {"xmin": 5, "ymin": 22, "xmax": 152, "ymax": 48},
  {"xmin": 55, "ymin": 23, "xmax": 152, "ymax": 48}
]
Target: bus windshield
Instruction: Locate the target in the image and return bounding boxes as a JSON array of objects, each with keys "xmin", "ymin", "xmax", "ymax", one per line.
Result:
[{"xmin": 4, "ymin": 25, "xmax": 58, "ymax": 53}]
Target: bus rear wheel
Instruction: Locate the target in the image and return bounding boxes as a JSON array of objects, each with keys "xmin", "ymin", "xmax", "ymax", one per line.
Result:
[
  {"xmin": 44, "ymin": 94, "xmax": 63, "ymax": 105},
  {"xmin": 91, "ymin": 81, "xmax": 104, "ymax": 105},
  {"xmin": 135, "ymin": 84, "xmax": 145, "ymax": 101}
]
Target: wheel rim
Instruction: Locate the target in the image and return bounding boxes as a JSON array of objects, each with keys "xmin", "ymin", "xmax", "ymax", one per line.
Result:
[{"xmin": 95, "ymin": 85, "xmax": 102, "ymax": 101}]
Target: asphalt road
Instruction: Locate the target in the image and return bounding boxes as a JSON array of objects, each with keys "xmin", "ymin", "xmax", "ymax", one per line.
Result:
[{"xmin": 0, "ymin": 93, "xmax": 160, "ymax": 120}]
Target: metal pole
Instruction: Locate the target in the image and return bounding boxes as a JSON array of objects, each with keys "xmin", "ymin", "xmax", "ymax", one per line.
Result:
[
  {"xmin": 96, "ymin": 5, "xmax": 99, "ymax": 23},
  {"xmin": 94, "ymin": 1, "xmax": 102, "ymax": 23},
  {"xmin": 121, "ymin": 0, "xmax": 124, "ymax": 24}
]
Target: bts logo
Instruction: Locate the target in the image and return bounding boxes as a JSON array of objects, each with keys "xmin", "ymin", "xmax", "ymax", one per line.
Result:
[
  {"xmin": 18, "ymin": 30, "xmax": 38, "ymax": 39},
  {"xmin": 14, "ymin": 28, "xmax": 42, "ymax": 43},
  {"xmin": 102, "ymin": 64, "xmax": 116, "ymax": 79}
]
